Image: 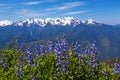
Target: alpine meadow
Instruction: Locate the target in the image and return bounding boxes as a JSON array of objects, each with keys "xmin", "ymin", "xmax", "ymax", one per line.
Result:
[{"xmin": 0, "ymin": 0, "xmax": 120, "ymax": 80}]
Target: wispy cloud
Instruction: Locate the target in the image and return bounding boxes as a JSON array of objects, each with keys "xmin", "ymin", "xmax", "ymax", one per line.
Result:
[
  {"xmin": 64, "ymin": 1, "xmax": 86, "ymax": 8},
  {"xmin": 47, "ymin": 0, "xmax": 56, "ymax": 2},
  {"xmin": 0, "ymin": 1, "xmax": 88, "ymax": 20},
  {"xmin": 15, "ymin": 9, "xmax": 53, "ymax": 18},
  {"xmin": 0, "ymin": 9, "xmax": 7, "ymax": 12},
  {"xmin": 65, "ymin": 11, "xmax": 89, "ymax": 15},
  {"xmin": 0, "ymin": 4, "xmax": 7, "ymax": 7},
  {"xmin": 43, "ymin": 1, "xmax": 86, "ymax": 11},
  {"xmin": 0, "ymin": 4, "xmax": 12, "ymax": 12},
  {"xmin": 16, "ymin": 9, "xmax": 41, "ymax": 17},
  {"xmin": 16, "ymin": 1, "xmax": 87, "ymax": 18},
  {"xmin": 23, "ymin": 1, "xmax": 42, "ymax": 5}
]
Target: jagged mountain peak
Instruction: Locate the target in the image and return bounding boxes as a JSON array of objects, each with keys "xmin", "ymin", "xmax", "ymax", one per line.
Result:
[
  {"xmin": 0, "ymin": 20, "xmax": 13, "ymax": 26},
  {"xmin": 0, "ymin": 17, "xmax": 98, "ymax": 27},
  {"xmin": 85, "ymin": 19, "xmax": 95, "ymax": 24}
]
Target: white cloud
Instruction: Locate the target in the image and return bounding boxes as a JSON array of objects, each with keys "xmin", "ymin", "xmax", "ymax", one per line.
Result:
[
  {"xmin": 43, "ymin": 1, "xmax": 86, "ymax": 11},
  {"xmin": 23, "ymin": 1, "xmax": 42, "ymax": 5},
  {"xmin": 65, "ymin": 11, "xmax": 89, "ymax": 15}
]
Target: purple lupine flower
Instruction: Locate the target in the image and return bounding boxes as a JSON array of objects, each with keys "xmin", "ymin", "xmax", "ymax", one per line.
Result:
[
  {"xmin": 114, "ymin": 63, "xmax": 119, "ymax": 68},
  {"xmin": 32, "ymin": 78, "xmax": 37, "ymax": 80},
  {"xmin": 4, "ymin": 63, "xmax": 10, "ymax": 67},
  {"xmin": 90, "ymin": 42, "xmax": 97, "ymax": 53},
  {"xmin": 35, "ymin": 44, "xmax": 45, "ymax": 56},
  {"xmin": 84, "ymin": 46, "xmax": 89, "ymax": 54},
  {"xmin": 0, "ymin": 54, "xmax": 5, "ymax": 64},
  {"xmin": 102, "ymin": 69, "xmax": 108, "ymax": 76},
  {"xmin": 88, "ymin": 58, "xmax": 93, "ymax": 66},
  {"xmin": 39, "ymin": 45, "xmax": 45, "ymax": 54},
  {"xmin": 19, "ymin": 56, "xmax": 26, "ymax": 62},
  {"xmin": 88, "ymin": 42, "xmax": 98, "ymax": 74},
  {"xmin": 113, "ymin": 68, "xmax": 120, "ymax": 74},
  {"xmin": 26, "ymin": 50, "xmax": 33, "ymax": 65},
  {"xmin": 47, "ymin": 40, "xmax": 54, "ymax": 52},
  {"xmin": 92, "ymin": 62, "xmax": 98, "ymax": 69},
  {"xmin": 88, "ymin": 56, "xmax": 98, "ymax": 74},
  {"xmin": 16, "ymin": 64, "xmax": 23, "ymax": 80},
  {"xmin": 34, "ymin": 63, "xmax": 39, "ymax": 69},
  {"xmin": 31, "ymin": 74, "xmax": 38, "ymax": 80},
  {"xmin": 61, "ymin": 36, "xmax": 68, "ymax": 52},
  {"xmin": 16, "ymin": 68, "xmax": 19, "ymax": 78},
  {"xmin": 54, "ymin": 37, "xmax": 69, "ymax": 74},
  {"xmin": 55, "ymin": 55, "xmax": 61, "ymax": 60},
  {"xmin": 91, "ymin": 68, "xmax": 95, "ymax": 74},
  {"xmin": 72, "ymin": 42, "xmax": 81, "ymax": 54},
  {"xmin": 62, "ymin": 63, "xmax": 68, "ymax": 71},
  {"xmin": 62, "ymin": 60, "xmax": 69, "ymax": 71},
  {"xmin": 113, "ymin": 62, "xmax": 120, "ymax": 74},
  {"xmin": 0, "ymin": 54, "xmax": 5, "ymax": 57},
  {"xmin": 56, "ymin": 61, "xmax": 63, "ymax": 66},
  {"xmin": 0, "ymin": 59, "xmax": 4, "ymax": 63},
  {"xmin": 72, "ymin": 42, "xmax": 84, "ymax": 63}
]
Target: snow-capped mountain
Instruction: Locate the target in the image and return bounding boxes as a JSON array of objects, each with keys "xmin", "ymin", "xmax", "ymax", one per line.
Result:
[
  {"xmin": 85, "ymin": 19, "xmax": 95, "ymax": 24},
  {"xmin": 0, "ymin": 17, "xmax": 120, "ymax": 60},
  {"xmin": 0, "ymin": 17, "xmax": 96, "ymax": 27},
  {"xmin": 0, "ymin": 20, "xmax": 13, "ymax": 26}
]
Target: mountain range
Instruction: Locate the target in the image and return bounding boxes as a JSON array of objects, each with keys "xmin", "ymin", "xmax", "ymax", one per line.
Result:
[{"xmin": 0, "ymin": 17, "xmax": 120, "ymax": 60}]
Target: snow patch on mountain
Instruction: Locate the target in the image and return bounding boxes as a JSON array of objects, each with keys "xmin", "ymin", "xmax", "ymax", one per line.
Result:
[
  {"xmin": 0, "ymin": 17, "xmax": 97, "ymax": 27},
  {"xmin": 0, "ymin": 20, "xmax": 12, "ymax": 26},
  {"xmin": 86, "ymin": 19, "xmax": 95, "ymax": 24}
]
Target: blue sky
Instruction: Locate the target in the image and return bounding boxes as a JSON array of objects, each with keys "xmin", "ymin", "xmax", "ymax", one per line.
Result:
[{"xmin": 0, "ymin": 0, "xmax": 120, "ymax": 25}]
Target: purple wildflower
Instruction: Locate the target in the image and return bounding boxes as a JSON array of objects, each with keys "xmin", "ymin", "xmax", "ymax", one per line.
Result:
[
  {"xmin": 16, "ymin": 64, "xmax": 23, "ymax": 80},
  {"xmin": 26, "ymin": 50, "xmax": 33, "ymax": 65},
  {"xmin": 113, "ymin": 62, "xmax": 120, "ymax": 74},
  {"xmin": 47, "ymin": 40, "xmax": 54, "ymax": 52},
  {"xmin": 102, "ymin": 69, "xmax": 108, "ymax": 76},
  {"xmin": 54, "ymin": 36, "xmax": 69, "ymax": 74},
  {"xmin": 88, "ymin": 42, "xmax": 98, "ymax": 74}
]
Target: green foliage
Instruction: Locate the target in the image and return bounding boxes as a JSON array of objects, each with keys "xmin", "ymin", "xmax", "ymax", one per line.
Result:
[{"xmin": 0, "ymin": 48, "xmax": 120, "ymax": 80}]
